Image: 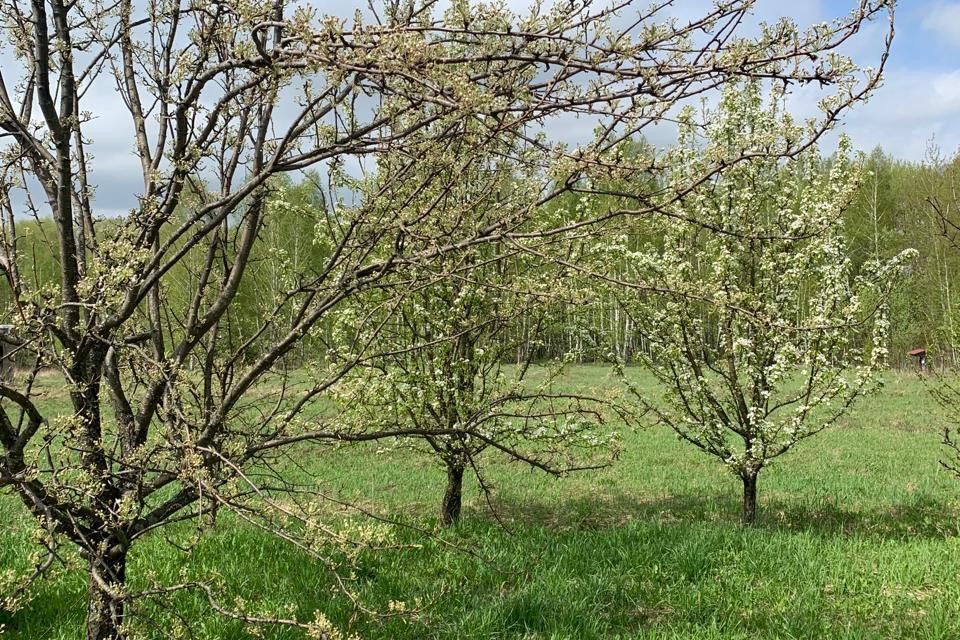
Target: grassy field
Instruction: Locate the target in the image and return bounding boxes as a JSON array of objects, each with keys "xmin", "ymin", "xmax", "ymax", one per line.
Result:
[{"xmin": 3, "ymin": 367, "xmax": 959, "ymax": 639}]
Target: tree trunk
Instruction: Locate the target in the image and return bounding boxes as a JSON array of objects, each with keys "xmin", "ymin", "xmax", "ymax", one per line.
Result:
[
  {"xmin": 86, "ymin": 547, "xmax": 128, "ymax": 640},
  {"xmin": 740, "ymin": 472, "xmax": 758, "ymax": 526},
  {"xmin": 440, "ymin": 462, "xmax": 465, "ymax": 526}
]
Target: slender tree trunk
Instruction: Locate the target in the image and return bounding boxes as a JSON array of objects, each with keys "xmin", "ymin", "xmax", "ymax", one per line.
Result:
[
  {"xmin": 740, "ymin": 472, "xmax": 758, "ymax": 526},
  {"xmin": 440, "ymin": 462, "xmax": 465, "ymax": 526},
  {"xmin": 86, "ymin": 546, "xmax": 128, "ymax": 640}
]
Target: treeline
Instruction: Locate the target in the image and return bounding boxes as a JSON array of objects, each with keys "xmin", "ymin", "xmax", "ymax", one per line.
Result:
[
  {"xmin": 847, "ymin": 146, "xmax": 960, "ymax": 368},
  {"xmin": 5, "ymin": 147, "xmax": 960, "ymax": 370}
]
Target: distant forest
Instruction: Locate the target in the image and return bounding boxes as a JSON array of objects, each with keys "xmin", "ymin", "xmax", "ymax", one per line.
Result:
[{"xmin": 5, "ymin": 144, "xmax": 959, "ymax": 370}]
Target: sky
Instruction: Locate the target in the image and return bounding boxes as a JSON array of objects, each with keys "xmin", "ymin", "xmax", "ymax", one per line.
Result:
[
  {"xmin": 825, "ymin": 0, "xmax": 960, "ymax": 161},
  {"xmin": 2, "ymin": 0, "xmax": 958, "ymax": 216},
  {"xmin": 572, "ymin": 0, "xmax": 960, "ymax": 163}
]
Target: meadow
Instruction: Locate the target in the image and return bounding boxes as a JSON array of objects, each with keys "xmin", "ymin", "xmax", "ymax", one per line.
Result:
[{"xmin": 2, "ymin": 366, "xmax": 959, "ymax": 639}]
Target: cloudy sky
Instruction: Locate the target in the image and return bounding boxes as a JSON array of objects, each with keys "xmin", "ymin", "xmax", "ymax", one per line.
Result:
[
  {"xmin": 2, "ymin": 0, "xmax": 956, "ymax": 216},
  {"xmin": 824, "ymin": 0, "xmax": 960, "ymax": 161},
  {"xmin": 587, "ymin": 0, "xmax": 960, "ymax": 163},
  {"xmin": 411, "ymin": 0, "xmax": 960, "ymax": 163}
]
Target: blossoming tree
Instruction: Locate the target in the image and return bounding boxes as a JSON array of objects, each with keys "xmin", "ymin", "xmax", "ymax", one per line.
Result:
[
  {"xmin": 330, "ymin": 135, "xmax": 613, "ymax": 527},
  {"xmin": 610, "ymin": 82, "xmax": 913, "ymax": 524}
]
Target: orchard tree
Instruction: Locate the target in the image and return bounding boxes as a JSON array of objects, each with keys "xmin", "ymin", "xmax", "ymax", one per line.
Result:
[
  {"xmin": 608, "ymin": 81, "xmax": 913, "ymax": 525},
  {"xmin": 331, "ymin": 132, "xmax": 613, "ymax": 527},
  {"xmin": 333, "ymin": 259, "xmax": 614, "ymax": 527},
  {"xmin": 0, "ymin": 0, "xmax": 892, "ymax": 636}
]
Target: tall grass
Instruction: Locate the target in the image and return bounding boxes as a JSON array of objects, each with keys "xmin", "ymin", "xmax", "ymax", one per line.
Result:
[{"xmin": 2, "ymin": 367, "xmax": 956, "ymax": 639}]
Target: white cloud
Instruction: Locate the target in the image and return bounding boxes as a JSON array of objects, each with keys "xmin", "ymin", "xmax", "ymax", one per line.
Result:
[
  {"xmin": 922, "ymin": 2, "xmax": 960, "ymax": 45},
  {"xmin": 812, "ymin": 66, "xmax": 960, "ymax": 160}
]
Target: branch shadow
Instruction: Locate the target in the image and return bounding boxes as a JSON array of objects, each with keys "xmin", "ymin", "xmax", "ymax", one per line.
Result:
[{"xmin": 482, "ymin": 489, "xmax": 960, "ymax": 540}]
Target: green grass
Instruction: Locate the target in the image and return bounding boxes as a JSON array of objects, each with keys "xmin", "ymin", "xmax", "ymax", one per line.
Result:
[{"xmin": 3, "ymin": 367, "xmax": 958, "ymax": 639}]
